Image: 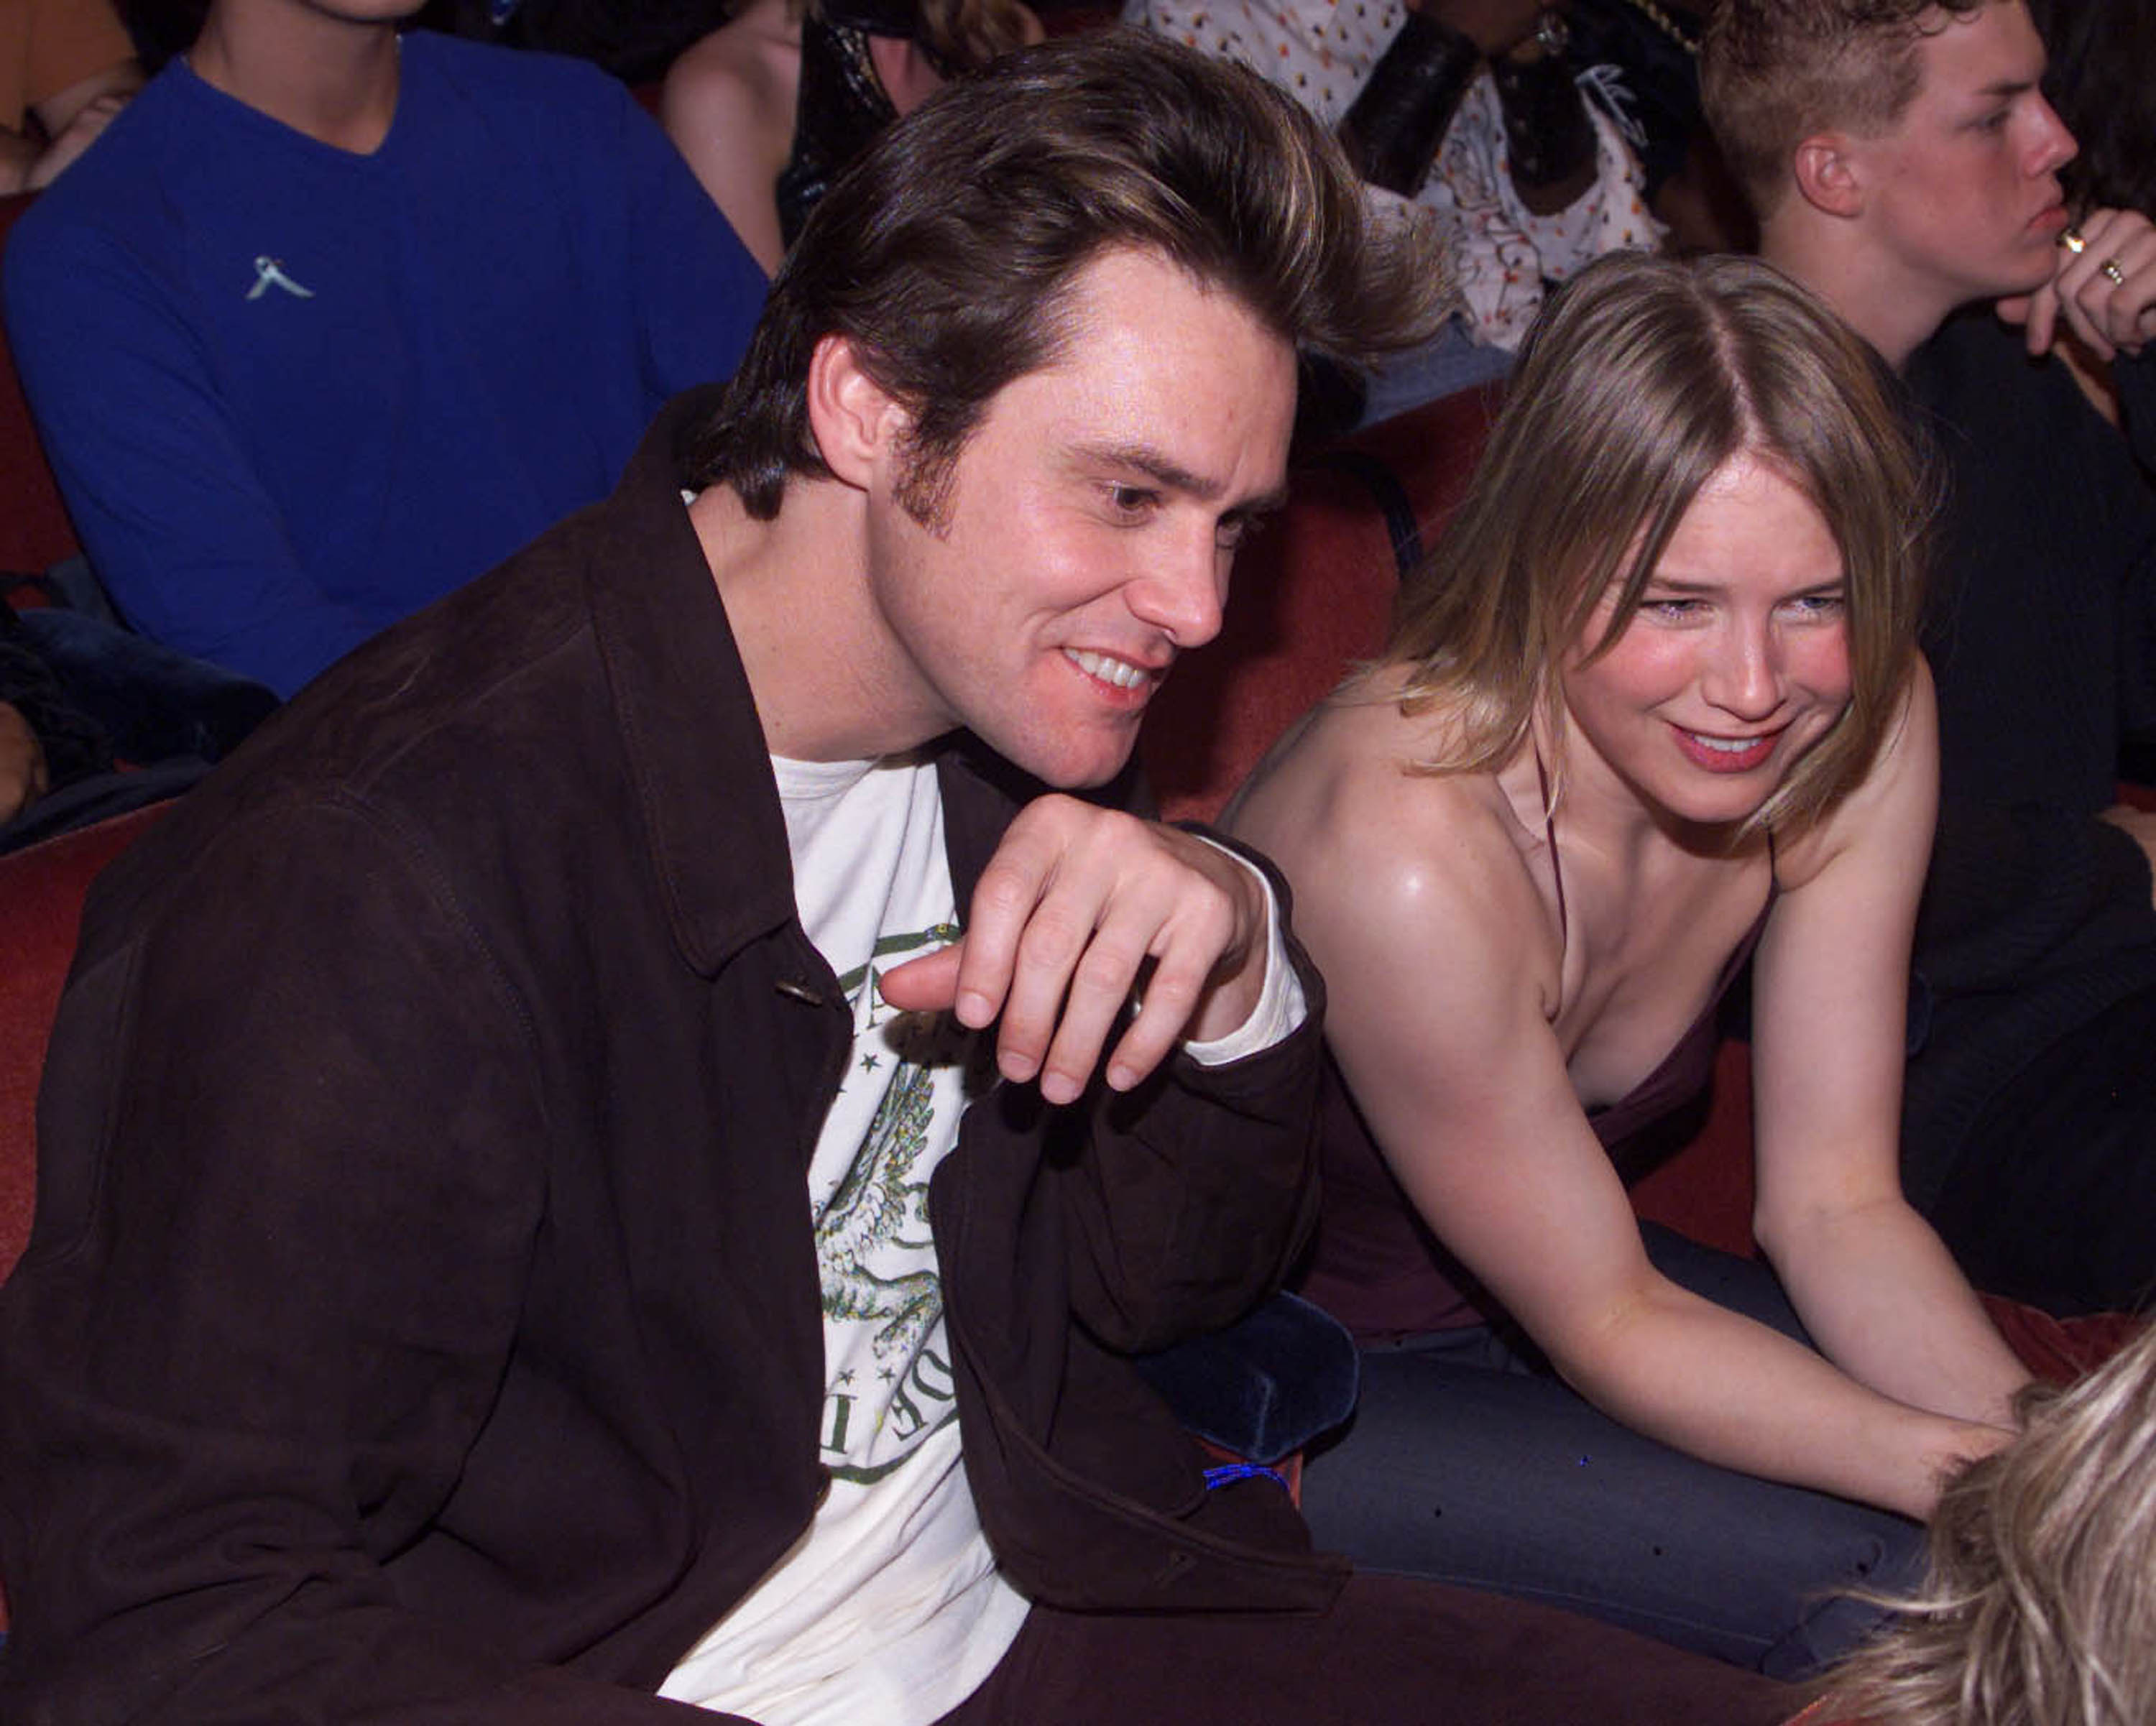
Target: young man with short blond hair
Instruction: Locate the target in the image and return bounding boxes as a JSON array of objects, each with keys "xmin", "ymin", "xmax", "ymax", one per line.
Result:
[{"xmin": 1703, "ymin": 1, "xmax": 2156, "ymax": 1317}]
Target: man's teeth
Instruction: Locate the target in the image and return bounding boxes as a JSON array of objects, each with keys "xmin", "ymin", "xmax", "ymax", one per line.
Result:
[{"xmin": 1066, "ymin": 649, "xmax": 1148, "ymax": 689}]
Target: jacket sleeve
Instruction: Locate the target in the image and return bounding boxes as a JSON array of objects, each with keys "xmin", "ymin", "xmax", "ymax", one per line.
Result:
[
  {"xmin": 0, "ymin": 800, "xmax": 744, "ymax": 1726},
  {"xmin": 2, "ymin": 218, "xmax": 379, "ymax": 698},
  {"xmin": 1051, "ymin": 841, "xmax": 1329, "ymax": 1354}
]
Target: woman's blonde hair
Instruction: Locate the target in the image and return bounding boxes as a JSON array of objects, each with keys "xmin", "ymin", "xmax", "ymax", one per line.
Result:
[
  {"xmin": 1822, "ymin": 1321, "xmax": 2156, "ymax": 1726},
  {"xmin": 1382, "ymin": 250, "xmax": 1933, "ymax": 835}
]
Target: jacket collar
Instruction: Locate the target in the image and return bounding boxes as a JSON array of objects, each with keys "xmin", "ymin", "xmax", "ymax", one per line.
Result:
[
  {"xmin": 583, "ymin": 389, "xmax": 804, "ymax": 976},
  {"xmin": 584, "ymin": 393, "xmax": 1050, "ymax": 975}
]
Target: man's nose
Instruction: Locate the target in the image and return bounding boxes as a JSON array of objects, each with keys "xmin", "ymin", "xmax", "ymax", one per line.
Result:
[
  {"xmin": 1128, "ymin": 537, "xmax": 1228, "ymax": 649},
  {"xmin": 2030, "ymin": 93, "xmax": 2077, "ymax": 177}
]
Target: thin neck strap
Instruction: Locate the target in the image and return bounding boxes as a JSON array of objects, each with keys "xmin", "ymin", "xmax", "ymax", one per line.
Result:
[{"xmin": 1532, "ymin": 743, "xmax": 1569, "ymax": 951}]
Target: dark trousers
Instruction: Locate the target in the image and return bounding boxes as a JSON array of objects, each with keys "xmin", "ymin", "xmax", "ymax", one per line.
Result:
[
  {"xmin": 936, "ymin": 1572, "xmax": 1791, "ymax": 1725},
  {"xmin": 1296, "ymin": 1227, "xmax": 1927, "ymax": 1679},
  {"xmin": 1926, "ymin": 989, "xmax": 2156, "ymax": 1316}
]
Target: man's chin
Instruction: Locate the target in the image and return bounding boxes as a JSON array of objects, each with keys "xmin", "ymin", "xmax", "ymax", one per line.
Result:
[
  {"xmin": 1986, "ymin": 248, "xmax": 2068, "ymax": 306},
  {"xmin": 993, "ymin": 729, "xmax": 1141, "ymax": 793}
]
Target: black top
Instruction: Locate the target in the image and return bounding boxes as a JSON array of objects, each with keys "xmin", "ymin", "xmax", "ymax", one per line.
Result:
[{"xmin": 1899, "ymin": 309, "xmax": 2156, "ymax": 1205}]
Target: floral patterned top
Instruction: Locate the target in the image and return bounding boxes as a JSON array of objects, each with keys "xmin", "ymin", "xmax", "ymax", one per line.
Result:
[{"xmin": 1124, "ymin": 0, "xmax": 1664, "ymax": 349}]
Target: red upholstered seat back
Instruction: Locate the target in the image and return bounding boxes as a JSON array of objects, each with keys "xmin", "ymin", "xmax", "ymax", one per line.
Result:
[
  {"xmin": 0, "ymin": 806, "xmax": 162, "ymax": 1631},
  {"xmin": 0, "ymin": 806, "xmax": 163, "ymax": 1287},
  {"xmin": 1141, "ymin": 458, "xmax": 1399, "ymax": 824},
  {"xmin": 1141, "ymin": 387, "xmax": 1499, "ymax": 825},
  {"xmin": 0, "ymin": 190, "xmax": 82, "ymax": 582}
]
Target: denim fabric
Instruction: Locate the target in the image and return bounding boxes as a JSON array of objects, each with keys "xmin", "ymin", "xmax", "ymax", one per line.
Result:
[
  {"xmin": 1298, "ymin": 1224, "xmax": 1927, "ymax": 1677},
  {"xmin": 1355, "ymin": 316, "xmax": 1514, "ymax": 428}
]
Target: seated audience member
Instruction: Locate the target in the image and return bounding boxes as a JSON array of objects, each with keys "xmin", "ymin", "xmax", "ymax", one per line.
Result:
[
  {"xmin": 1818, "ymin": 1318, "xmax": 2156, "ymax": 1726},
  {"xmin": 661, "ymin": 0, "xmax": 1037, "ymax": 276},
  {"xmin": 0, "ymin": 608, "xmax": 109, "ymax": 830},
  {"xmin": 2, "ymin": 0, "xmax": 765, "ymax": 698},
  {"xmin": 0, "ymin": 0, "xmax": 139, "ymax": 193},
  {"xmin": 1228, "ymin": 249, "xmax": 2032, "ymax": 1676},
  {"xmin": 0, "ymin": 37, "xmax": 1792, "ymax": 1726},
  {"xmin": 1560, "ymin": 0, "xmax": 1754, "ymax": 255},
  {"xmin": 0, "ymin": 601, "xmax": 275, "ymax": 852},
  {"xmin": 1701, "ymin": 0, "xmax": 2156, "ymax": 1316},
  {"xmin": 1127, "ymin": 0, "xmax": 1662, "ymax": 416}
]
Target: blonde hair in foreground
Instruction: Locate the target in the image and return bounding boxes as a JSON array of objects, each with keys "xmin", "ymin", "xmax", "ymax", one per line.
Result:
[
  {"xmin": 1381, "ymin": 250, "xmax": 1932, "ymax": 837},
  {"xmin": 1822, "ymin": 1321, "xmax": 2156, "ymax": 1726}
]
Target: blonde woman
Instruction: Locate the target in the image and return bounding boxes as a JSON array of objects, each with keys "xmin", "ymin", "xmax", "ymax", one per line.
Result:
[{"xmin": 1227, "ymin": 251, "xmax": 2032, "ymax": 1676}]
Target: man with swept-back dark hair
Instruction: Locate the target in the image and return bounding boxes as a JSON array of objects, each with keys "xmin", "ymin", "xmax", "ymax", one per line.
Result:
[
  {"xmin": 695, "ymin": 27, "xmax": 1409, "ymax": 524},
  {"xmin": 0, "ymin": 29, "xmax": 1790, "ymax": 1726}
]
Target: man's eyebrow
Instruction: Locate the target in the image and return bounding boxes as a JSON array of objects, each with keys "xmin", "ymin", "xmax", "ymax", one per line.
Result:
[
  {"xmin": 1976, "ymin": 74, "xmax": 2037, "ymax": 99},
  {"xmin": 1079, "ymin": 441, "xmax": 1289, "ymax": 514}
]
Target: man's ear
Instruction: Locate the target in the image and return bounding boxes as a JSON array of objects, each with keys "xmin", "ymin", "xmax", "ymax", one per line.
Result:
[
  {"xmin": 805, "ymin": 333, "xmax": 909, "ymax": 491},
  {"xmin": 1792, "ymin": 132, "xmax": 1866, "ymax": 218}
]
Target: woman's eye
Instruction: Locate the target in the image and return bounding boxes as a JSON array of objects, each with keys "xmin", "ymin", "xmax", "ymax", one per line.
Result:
[
  {"xmin": 1642, "ymin": 597, "xmax": 1703, "ymax": 619},
  {"xmin": 1785, "ymin": 592, "xmax": 1848, "ymax": 619}
]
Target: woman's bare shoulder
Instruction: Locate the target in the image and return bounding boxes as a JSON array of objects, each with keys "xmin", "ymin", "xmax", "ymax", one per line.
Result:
[
  {"xmin": 1229, "ymin": 686, "xmax": 1544, "ymax": 947},
  {"xmin": 663, "ymin": 3, "xmax": 803, "ymax": 139},
  {"xmin": 1772, "ymin": 657, "xmax": 1938, "ymax": 894}
]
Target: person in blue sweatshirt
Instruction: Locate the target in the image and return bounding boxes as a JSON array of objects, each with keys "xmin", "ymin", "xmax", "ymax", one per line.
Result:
[{"xmin": 3, "ymin": 0, "xmax": 765, "ymax": 698}]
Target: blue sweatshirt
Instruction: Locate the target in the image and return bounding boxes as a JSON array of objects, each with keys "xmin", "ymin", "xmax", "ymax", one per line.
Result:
[{"xmin": 4, "ymin": 32, "xmax": 765, "ymax": 696}]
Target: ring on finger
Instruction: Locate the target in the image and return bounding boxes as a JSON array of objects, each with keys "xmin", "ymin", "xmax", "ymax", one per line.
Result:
[{"xmin": 2101, "ymin": 257, "xmax": 2128, "ymax": 286}]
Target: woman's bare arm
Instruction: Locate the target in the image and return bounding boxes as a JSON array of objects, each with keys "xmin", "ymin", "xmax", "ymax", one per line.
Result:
[
  {"xmin": 1751, "ymin": 660, "xmax": 2031, "ymax": 1431},
  {"xmin": 660, "ymin": 19, "xmax": 798, "ymax": 276},
  {"xmin": 1235, "ymin": 711, "xmax": 2010, "ymax": 1520}
]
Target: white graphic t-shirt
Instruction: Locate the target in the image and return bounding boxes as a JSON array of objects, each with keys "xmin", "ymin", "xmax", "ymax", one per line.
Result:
[
  {"xmin": 662, "ymin": 753, "xmax": 1030, "ymax": 1726},
  {"xmin": 663, "ymin": 749, "xmax": 1305, "ymax": 1724}
]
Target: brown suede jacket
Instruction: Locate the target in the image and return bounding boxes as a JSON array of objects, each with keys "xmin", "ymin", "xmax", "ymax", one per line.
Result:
[{"xmin": 0, "ymin": 392, "xmax": 1340, "ymax": 1724}]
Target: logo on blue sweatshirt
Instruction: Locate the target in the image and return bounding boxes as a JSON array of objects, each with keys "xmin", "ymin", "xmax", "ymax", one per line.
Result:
[{"xmin": 246, "ymin": 257, "xmax": 315, "ymax": 302}]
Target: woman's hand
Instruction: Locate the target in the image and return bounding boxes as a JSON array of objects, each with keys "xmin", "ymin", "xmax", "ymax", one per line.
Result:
[{"xmin": 1751, "ymin": 662, "xmax": 2032, "ymax": 1439}]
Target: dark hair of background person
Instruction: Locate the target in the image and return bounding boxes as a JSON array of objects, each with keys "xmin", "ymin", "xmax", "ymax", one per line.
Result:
[
  {"xmin": 108, "ymin": 0, "xmax": 203, "ymax": 72},
  {"xmin": 413, "ymin": 0, "xmax": 731, "ymax": 86},
  {"xmin": 688, "ymin": 28, "xmax": 1450, "ymax": 524},
  {"xmin": 111, "ymin": 0, "xmax": 784, "ymax": 88},
  {"xmin": 2024, "ymin": 0, "xmax": 2156, "ymax": 219}
]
